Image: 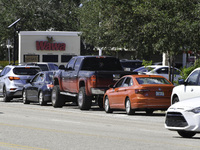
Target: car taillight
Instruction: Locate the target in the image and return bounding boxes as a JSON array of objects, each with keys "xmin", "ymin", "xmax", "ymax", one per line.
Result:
[
  {"xmin": 90, "ymin": 75, "xmax": 96, "ymax": 87},
  {"xmin": 135, "ymin": 89, "xmax": 149, "ymax": 94},
  {"xmin": 8, "ymin": 76, "xmax": 20, "ymax": 80},
  {"xmin": 47, "ymin": 84, "xmax": 54, "ymax": 89}
]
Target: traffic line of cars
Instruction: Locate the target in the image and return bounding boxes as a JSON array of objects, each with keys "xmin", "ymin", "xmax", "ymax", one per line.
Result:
[{"xmin": 1, "ymin": 62, "xmax": 200, "ymax": 138}]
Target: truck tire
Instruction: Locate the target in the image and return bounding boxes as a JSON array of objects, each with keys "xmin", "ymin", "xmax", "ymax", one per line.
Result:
[
  {"xmin": 51, "ymin": 85, "xmax": 65, "ymax": 108},
  {"xmin": 78, "ymin": 87, "xmax": 92, "ymax": 110}
]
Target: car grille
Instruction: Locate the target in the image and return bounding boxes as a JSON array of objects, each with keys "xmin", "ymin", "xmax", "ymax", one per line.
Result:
[{"xmin": 165, "ymin": 112, "xmax": 188, "ymax": 127}]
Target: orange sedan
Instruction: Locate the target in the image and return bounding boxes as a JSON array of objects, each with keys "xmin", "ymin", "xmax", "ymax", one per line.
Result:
[{"xmin": 103, "ymin": 75, "xmax": 174, "ymax": 115}]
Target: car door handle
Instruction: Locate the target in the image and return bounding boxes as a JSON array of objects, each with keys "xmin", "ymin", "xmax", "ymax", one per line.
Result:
[{"xmin": 191, "ymin": 88, "xmax": 194, "ymax": 92}]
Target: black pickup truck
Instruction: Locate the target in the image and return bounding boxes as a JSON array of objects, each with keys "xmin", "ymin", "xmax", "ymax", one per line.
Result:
[{"xmin": 52, "ymin": 56, "xmax": 134, "ymax": 110}]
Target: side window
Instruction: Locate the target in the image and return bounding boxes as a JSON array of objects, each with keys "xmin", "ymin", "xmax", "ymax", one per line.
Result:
[
  {"xmin": 32, "ymin": 74, "xmax": 40, "ymax": 82},
  {"xmin": 38, "ymin": 74, "xmax": 44, "ymax": 82},
  {"xmin": 186, "ymin": 70, "xmax": 199, "ymax": 85},
  {"xmin": 115, "ymin": 78, "xmax": 125, "ymax": 88},
  {"xmin": 123, "ymin": 77, "xmax": 133, "ymax": 87},
  {"xmin": 174, "ymin": 68, "xmax": 180, "ymax": 75},
  {"xmin": 66, "ymin": 58, "xmax": 76, "ymax": 69},
  {"xmin": 0, "ymin": 67, "xmax": 8, "ymax": 76},
  {"xmin": 156, "ymin": 68, "xmax": 168, "ymax": 74},
  {"xmin": 74, "ymin": 58, "xmax": 83, "ymax": 71}
]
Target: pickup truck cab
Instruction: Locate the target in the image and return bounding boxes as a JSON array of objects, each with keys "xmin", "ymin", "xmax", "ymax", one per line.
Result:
[{"xmin": 52, "ymin": 56, "xmax": 134, "ymax": 110}]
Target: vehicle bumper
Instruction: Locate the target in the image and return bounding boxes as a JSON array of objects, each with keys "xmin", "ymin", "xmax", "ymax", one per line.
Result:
[
  {"xmin": 90, "ymin": 88, "xmax": 107, "ymax": 95},
  {"xmin": 165, "ymin": 109, "xmax": 200, "ymax": 132},
  {"xmin": 130, "ymin": 97, "xmax": 170, "ymax": 110},
  {"xmin": 6, "ymin": 88, "xmax": 23, "ymax": 98}
]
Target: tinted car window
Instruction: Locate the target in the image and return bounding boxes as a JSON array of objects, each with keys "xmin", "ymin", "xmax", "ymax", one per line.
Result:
[
  {"xmin": 136, "ymin": 77, "xmax": 171, "ymax": 84},
  {"xmin": 36, "ymin": 64, "xmax": 49, "ymax": 71},
  {"xmin": 186, "ymin": 70, "xmax": 199, "ymax": 85},
  {"xmin": 115, "ymin": 78, "xmax": 125, "ymax": 88},
  {"xmin": 74, "ymin": 58, "xmax": 83, "ymax": 71},
  {"xmin": 13, "ymin": 68, "xmax": 40, "ymax": 75},
  {"xmin": 134, "ymin": 66, "xmax": 155, "ymax": 73},
  {"xmin": 67, "ymin": 57, "xmax": 76, "ymax": 69},
  {"xmin": 156, "ymin": 68, "xmax": 168, "ymax": 74},
  {"xmin": 32, "ymin": 74, "xmax": 40, "ymax": 82},
  {"xmin": 1, "ymin": 67, "xmax": 11, "ymax": 76},
  {"xmin": 49, "ymin": 64, "xmax": 58, "ymax": 71},
  {"xmin": 81, "ymin": 57, "xmax": 123, "ymax": 71},
  {"xmin": 46, "ymin": 72, "xmax": 54, "ymax": 82},
  {"xmin": 123, "ymin": 77, "xmax": 133, "ymax": 87}
]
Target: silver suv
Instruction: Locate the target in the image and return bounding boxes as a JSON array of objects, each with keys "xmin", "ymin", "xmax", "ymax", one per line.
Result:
[
  {"xmin": 26, "ymin": 62, "xmax": 58, "ymax": 71},
  {"xmin": 0, "ymin": 65, "xmax": 41, "ymax": 102}
]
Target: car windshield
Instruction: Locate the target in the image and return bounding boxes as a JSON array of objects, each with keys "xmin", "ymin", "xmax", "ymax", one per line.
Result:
[
  {"xmin": 134, "ymin": 66, "xmax": 155, "ymax": 73},
  {"xmin": 46, "ymin": 72, "xmax": 54, "ymax": 81},
  {"xmin": 136, "ymin": 77, "xmax": 171, "ymax": 84},
  {"xmin": 81, "ymin": 57, "xmax": 123, "ymax": 71},
  {"xmin": 13, "ymin": 68, "xmax": 40, "ymax": 75},
  {"xmin": 121, "ymin": 61, "xmax": 142, "ymax": 68},
  {"xmin": 36, "ymin": 64, "xmax": 49, "ymax": 71}
]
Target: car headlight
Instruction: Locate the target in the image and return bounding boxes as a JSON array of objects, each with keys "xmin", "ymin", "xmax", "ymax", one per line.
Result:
[{"xmin": 189, "ymin": 107, "xmax": 200, "ymax": 114}]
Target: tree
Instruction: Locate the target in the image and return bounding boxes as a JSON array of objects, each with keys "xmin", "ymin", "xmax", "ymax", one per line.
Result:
[
  {"xmin": 0, "ymin": 0, "xmax": 81, "ymax": 61},
  {"xmin": 79, "ymin": 0, "xmax": 200, "ymax": 82}
]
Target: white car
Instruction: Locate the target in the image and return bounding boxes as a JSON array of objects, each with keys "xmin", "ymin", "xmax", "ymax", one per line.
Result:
[
  {"xmin": 133, "ymin": 65, "xmax": 181, "ymax": 81},
  {"xmin": 171, "ymin": 67, "xmax": 200, "ymax": 104},
  {"xmin": 165, "ymin": 97, "xmax": 200, "ymax": 138}
]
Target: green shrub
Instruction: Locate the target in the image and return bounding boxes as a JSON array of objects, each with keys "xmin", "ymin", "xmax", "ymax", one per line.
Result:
[{"xmin": 181, "ymin": 59, "xmax": 200, "ymax": 80}]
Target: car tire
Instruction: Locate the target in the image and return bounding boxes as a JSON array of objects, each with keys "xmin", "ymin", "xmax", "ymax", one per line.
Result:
[
  {"xmin": 104, "ymin": 96, "xmax": 113, "ymax": 113},
  {"xmin": 3, "ymin": 87, "xmax": 12, "ymax": 102},
  {"xmin": 172, "ymin": 96, "xmax": 179, "ymax": 104},
  {"xmin": 51, "ymin": 85, "xmax": 65, "ymax": 108},
  {"xmin": 177, "ymin": 131, "xmax": 196, "ymax": 138},
  {"xmin": 39, "ymin": 91, "xmax": 46, "ymax": 106},
  {"xmin": 22, "ymin": 90, "xmax": 30, "ymax": 104},
  {"xmin": 125, "ymin": 97, "xmax": 135, "ymax": 115},
  {"xmin": 77, "ymin": 87, "xmax": 92, "ymax": 110}
]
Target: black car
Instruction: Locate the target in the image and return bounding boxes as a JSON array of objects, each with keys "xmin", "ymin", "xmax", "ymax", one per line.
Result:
[
  {"xmin": 22, "ymin": 71, "xmax": 55, "ymax": 105},
  {"xmin": 120, "ymin": 59, "xmax": 143, "ymax": 71}
]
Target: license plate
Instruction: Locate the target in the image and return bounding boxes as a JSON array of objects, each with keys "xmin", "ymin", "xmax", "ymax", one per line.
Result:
[{"xmin": 156, "ymin": 91, "xmax": 164, "ymax": 96}]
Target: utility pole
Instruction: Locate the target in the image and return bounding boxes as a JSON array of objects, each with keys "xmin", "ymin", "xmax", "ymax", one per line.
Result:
[{"xmin": 8, "ymin": 18, "xmax": 21, "ymax": 65}]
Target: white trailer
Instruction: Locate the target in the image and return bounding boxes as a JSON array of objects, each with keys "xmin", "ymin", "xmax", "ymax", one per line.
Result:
[{"xmin": 18, "ymin": 31, "xmax": 81, "ymax": 66}]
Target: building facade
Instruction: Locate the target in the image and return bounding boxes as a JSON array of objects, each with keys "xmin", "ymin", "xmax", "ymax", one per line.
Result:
[{"xmin": 18, "ymin": 31, "xmax": 81, "ymax": 66}]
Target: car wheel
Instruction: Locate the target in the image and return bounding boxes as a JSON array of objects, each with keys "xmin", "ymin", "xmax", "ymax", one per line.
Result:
[
  {"xmin": 3, "ymin": 87, "xmax": 11, "ymax": 102},
  {"xmin": 51, "ymin": 85, "xmax": 65, "ymax": 108},
  {"xmin": 177, "ymin": 131, "xmax": 196, "ymax": 138},
  {"xmin": 22, "ymin": 90, "xmax": 30, "ymax": 104},
  {"xmin": 104, "ymin": 96, "xmax": 113, "ymax": 113},
  {"xmin": 125, "ymin": 97, "xmax": 135, "ymax": 115},
  {"xmin": 172, "ymin": 96, "xmax": 179, "ymax": 104},
  {"xmin": 39, "ymin": 91, "xmax": 46, "ymax": 106},
  {"xmin": 77, "ymin": 87, "xmax": 92, "ymax": 110}
]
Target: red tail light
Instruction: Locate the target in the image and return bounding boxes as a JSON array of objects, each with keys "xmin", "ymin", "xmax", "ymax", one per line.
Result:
[
  {"xmin": 90, "ymin": 75, "xmax": 96, "ymax": 87},
  {"xmin": 8, "ymin": 76, "xmax": 20, "ymax": 80},
  {"xmin": 135, "ymin": 89, "xmax": 149, "ymax": 94}
]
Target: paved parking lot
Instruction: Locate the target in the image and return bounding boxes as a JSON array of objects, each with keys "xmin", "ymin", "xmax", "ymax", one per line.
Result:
[{"xmin": 0, "ymin": 98, "xmax": 200, "ymax": 150}]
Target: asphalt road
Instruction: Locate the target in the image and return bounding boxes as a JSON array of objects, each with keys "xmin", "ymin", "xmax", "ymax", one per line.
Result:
[{"xmin": 0, "ymin": 98, "xmax": 200, "ymax": 150}]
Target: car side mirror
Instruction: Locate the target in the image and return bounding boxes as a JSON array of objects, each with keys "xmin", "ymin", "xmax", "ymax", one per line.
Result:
[
  {"xmin": 26, "ymin": 79, "xmax": 32, "ymax": 83},
  {"xmin": 178, "ymin": 79, "xmax": 185, "ymax": 85}
]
